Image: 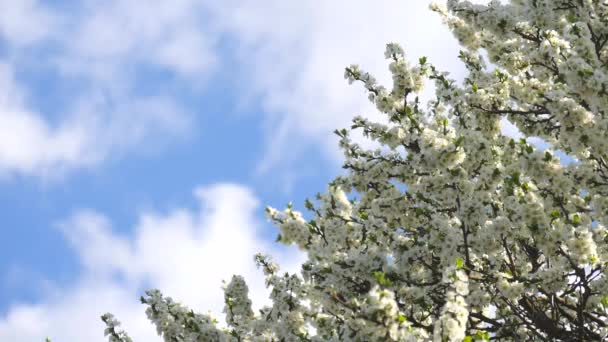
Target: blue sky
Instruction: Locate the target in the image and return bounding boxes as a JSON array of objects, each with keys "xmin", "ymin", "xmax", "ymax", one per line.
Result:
[{"xmin": 0, "ymin": 1, "xmax": 473, "ymax": 340}]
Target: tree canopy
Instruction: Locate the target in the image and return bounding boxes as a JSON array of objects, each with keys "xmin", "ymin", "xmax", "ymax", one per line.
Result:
[{"xmin": 101, "ymin": 0, "xmax": 608, "ymax": 341}]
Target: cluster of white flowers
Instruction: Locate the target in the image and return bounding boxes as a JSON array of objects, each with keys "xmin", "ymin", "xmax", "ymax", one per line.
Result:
[
  {"xmin": 433, "ymin": 267, "xmax": 469, "ymax": 342},
  {"xmin": 355, "ymin": 286, "xmax": 416, "ymax": 341},
  {"xmin": 223, "ymin": 275, "xmax": 254, "ymax": 335},
  {"xmin": 266, "ymin": 206, "xmax": 311, "ymax": 249},
  {"xmin": 141, "ymin": 289, "xmax": 227, "ymax": 341},
  {"xmin": 496, "ymin": 273, "xmax": 525, "ymax": 300},
  {"xmin": 101, "ymin": 313, "xmax": 133, "ymax": 342},
  {"xmin": 566, "ymin": 226, "xmax": 600, "ymax": 266},
  {"xmin": 101, "ymin": 1, "xmax": 608, "ymax": 341}
]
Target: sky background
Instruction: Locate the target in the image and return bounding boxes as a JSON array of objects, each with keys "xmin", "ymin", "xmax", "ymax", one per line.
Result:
[{"xmin": 0, "ymin": 1, "xmax": 474, "ymax": 340}]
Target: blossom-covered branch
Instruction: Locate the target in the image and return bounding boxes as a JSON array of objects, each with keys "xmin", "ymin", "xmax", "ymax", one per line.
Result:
[{"xmin": 99, "ymin": 1, "xmax": 608, "ymax": 341}]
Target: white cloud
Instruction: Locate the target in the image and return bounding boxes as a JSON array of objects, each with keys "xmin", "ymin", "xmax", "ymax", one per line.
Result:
[
  {"xmin": 210, "ymin": 0, "xmax": 560, "ymax": 173},
  {"xmin": 58, "ymin": 0, "xmax": 218, "ymax": 82},
  {"xmin": 205, "ymin": 0, "xmax": 465, "ymax": 168},
  {"xmin": 0, "ymin": 0, "xmax": 217, "ymax": 178},
  {"xmin": 0, "ymin": 0, "xmax": 508, "ymax": 178},
  {"xmin": 0, "ymin": 183, "xmax": 304, "ymax": 341},
  {"xmin": 0, "ymin": 0, "xmax": 469, "ymax": 177},
  {"xmin": 0, "ymin": 63, "xmax": 190, "ymax": 179},
  {"xmin": 0, "ymin": 0, "xmax": 56, "ymax": 46}
]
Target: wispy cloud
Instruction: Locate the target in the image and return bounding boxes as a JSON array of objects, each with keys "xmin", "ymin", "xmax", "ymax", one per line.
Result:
[
  {"xmin": 0, "ymin": 0, "xmax": 57, "ymax": 46},
  {"xmin": 0, "ymin": 62, "xmax": 191, "ymax": 178},
  {"xmin": 206, "ymin": 0, "xmax": 465, "ymax": 169},
  {"xmin": 56, "ymin": 0, "xmax": 218, "ymax": 82},
  {"xmin": 0, "ymin": 0, "xmax": 469, "ymax": 179},
  {"xmin": 0, "ymin": 0, "xmax": 217, "ymax": 178},
  {"xmin": 0, "ymin": 0, "xmax": 503, "ymax": 179},
  {"xmin": 0, "ymin": 183, "xmax": 303, "ymax": 341}
]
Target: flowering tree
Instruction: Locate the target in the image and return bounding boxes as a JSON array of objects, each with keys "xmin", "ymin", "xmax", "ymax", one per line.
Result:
[{"xmin": 101, "ymin": 0, "xmax": 608, "ymax": 341}]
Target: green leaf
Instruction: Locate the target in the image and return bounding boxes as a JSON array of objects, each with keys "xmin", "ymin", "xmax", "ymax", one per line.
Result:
[
  {"xmin": 572, "ymin": 214, "xmax": 581, "ymax": 226},
  {"xmin": 471, "ymin": 82, "xmax": 478, "ymax": 92},
  {"xmin": 601, "ymin": 296, "xmax": 608, "ymax": 308},
  {"xmin": 462, "ymin": 336, "xmax": 473, "ymax": 342},
  {"xmin": 455, "ymin": 257, "xmax": 464, "ymax": 269},
  {"xmin": 334, "ymin": 128, "xmax": 348, "ymax": 138},
  {"xmin": 419, "ymin": 56, "xmax": 427, "ymax": 65},
  {"xmin": 577, "ymin": 69, "xmax": 593, "ymax": 77},
  {"xmin": 529, "ymin": 222, "xmax": 540, "ymax": 233},
  {"xmin": 374, "ymin": 271, "xmax": 393, "ymax": 287},
  {"xmin": 320, "ymin": 267, "xmax": 332, "ymax": 274},
  {"xmin": 498, "ymin": 19, "xmax": 508, "ymax": 30},
  {"xmin": 397, "ymin": 313, "xmax": 407, "ymax": 323},
  {"xmin": 454, "ymin": 136, "xmax": 465, "ymax": 147},
  {"xmin": 304, "ymin": 199, "xmax": 314, "ymax": 210},
  {"xmin": 510, "ymin": 171, "xmax": 521, "ymax": 186},
  {"xmin": 550, "ymin": 209, "xmax": 560, "ymax": 219},
  {"xmin": 475, "ymin": 331, "xmax": 490, "ymax": 341},
  {"xmin": 405, "ymin": 105, "xmax": 413, "ymax": 116},
  {"xmin": 494, "ymin": 69, "xmax": 507, "ymax": 82}
]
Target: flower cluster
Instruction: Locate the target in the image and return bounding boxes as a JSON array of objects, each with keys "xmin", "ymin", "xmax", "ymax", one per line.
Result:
[
  {"xmin": 101, "ymin": 313, "xmax": 133, "ymax": 342},
  {"xmin": 433, "ymin": 267, "xmax": 469, "ymax": 342}
]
